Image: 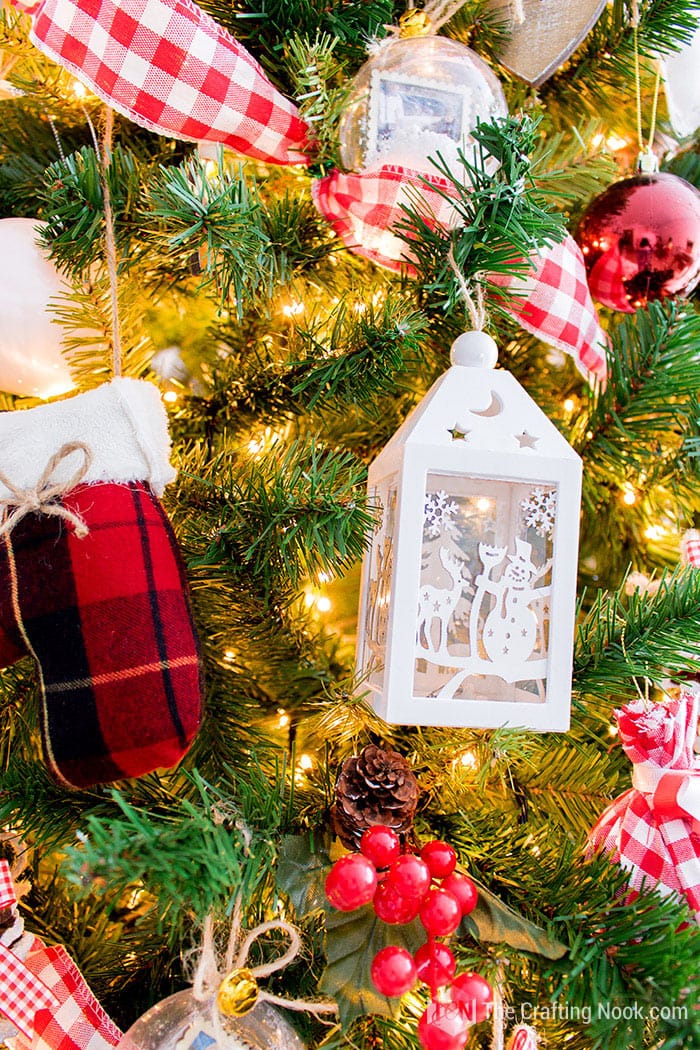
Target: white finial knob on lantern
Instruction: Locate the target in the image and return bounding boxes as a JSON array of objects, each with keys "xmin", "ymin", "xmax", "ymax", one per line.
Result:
[{"xmin": 450, "ymin": 331, "xmax": 498, "ymax": 369}]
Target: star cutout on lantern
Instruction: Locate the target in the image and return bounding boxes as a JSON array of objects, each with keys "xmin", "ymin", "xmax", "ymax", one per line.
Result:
[
  {"xmin": 516, "ymin": 430, "xmax": 539, "ymax": 449},
  {"xmin": 447, "ymin": 423, "xmax": 470, "ymax": 441}
]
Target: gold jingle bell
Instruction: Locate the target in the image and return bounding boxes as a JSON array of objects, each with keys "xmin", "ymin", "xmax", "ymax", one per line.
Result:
[
  {"xmin": 216, "ymin": 968, "xmax": 259, "ymax": 1017},
  {"xmin": 398, "ymin": 8, "xmax": 431, "ymax": 37}
]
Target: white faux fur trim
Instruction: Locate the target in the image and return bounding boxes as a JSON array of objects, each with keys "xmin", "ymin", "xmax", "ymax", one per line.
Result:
[{"xmin": 0, "ymin": 378, "xmax": 176, "ymax": 499}]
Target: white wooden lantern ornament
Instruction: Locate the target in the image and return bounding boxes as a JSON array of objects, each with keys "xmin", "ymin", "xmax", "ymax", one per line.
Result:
[{"xmin": 356, "ymin": 331, "xmax": 582, "ymax": 731}]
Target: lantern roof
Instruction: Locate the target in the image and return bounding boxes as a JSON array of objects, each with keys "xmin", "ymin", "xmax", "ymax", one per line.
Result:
[{"xmin": 375, "ymin": 363, "xmax": 580, "ymax": 466}]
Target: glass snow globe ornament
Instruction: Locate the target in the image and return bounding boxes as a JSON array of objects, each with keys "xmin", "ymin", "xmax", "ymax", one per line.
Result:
[
  {"xmin": 121, "ymin": 989, "xmax": 305, "ymax": 1050},
  {"xmin": 338, "ymin": 12, "xmax": 508, "ymax": 177},
  {"xmin": 355, "ymin": 330, "xmax": 582, "ymax": 732}
]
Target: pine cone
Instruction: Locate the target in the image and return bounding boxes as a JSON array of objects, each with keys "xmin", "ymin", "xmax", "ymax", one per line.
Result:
[{"xmin": 330, "ymin": 744, "xmax": 418, "ymax": 851}]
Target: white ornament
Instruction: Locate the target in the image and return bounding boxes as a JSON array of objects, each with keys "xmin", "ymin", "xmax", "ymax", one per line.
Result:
[
  {"xmin": 661, "ymin": 23, "xmax": 700, "ymax": 138},
  {"xmin": 0, "ymin": 217, "xmax": 75, "ymax": 398},
  {"xmin": 356, "ymin": 345, "xmax": 582, "ymax": 731},
  {"xmin": 121, "ymin": 990, "xmax": 304, "ymax": 1050}
]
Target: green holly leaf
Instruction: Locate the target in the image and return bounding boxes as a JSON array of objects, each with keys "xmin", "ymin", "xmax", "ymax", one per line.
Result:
[
  {"xmin": 319, "ymin": 902, "xmax": 426, "ymax": 1028},
  {"xmin": 277, "ymin": 833, "xmax": 332, "ymax": 918},
  {"xmin": 463, "ymin": 880, "xmax": 567, "ymax": 960}
]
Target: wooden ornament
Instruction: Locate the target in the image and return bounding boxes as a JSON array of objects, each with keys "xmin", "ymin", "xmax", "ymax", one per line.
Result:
[{"xmin": 487, "ymin": 0, "xmax": 606, "ymax": 86}]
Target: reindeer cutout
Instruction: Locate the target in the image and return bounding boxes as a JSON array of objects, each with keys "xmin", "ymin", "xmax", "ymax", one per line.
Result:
[{"xmin": 417, "ymin": 546, "xmax": 468, "ymax": 653}]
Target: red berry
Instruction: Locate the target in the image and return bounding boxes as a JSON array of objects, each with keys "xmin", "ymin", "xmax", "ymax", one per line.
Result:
[
  {"xmin": 419, "ymin": 887, "xmax": 462, "ymax": 936},
  {"xmin": 440, "ymin": 873, "xmax": 478, "ymax": 916},
  {"xmin": 417, "ymin": 1001, "xmax": 470, "ymax": 1050},
  {"xmin": 325, "ymin": 854, "xmax": 378, "ymax": 912},
  {"xmin": 388, "ymin": 854, "xmax": 432, "ymax": 900},
  {"xmin": 373, "ymin": 879, "xmax": 422, "ymax": 924},
  {"xmin": 451, "ymin": 972, "xmax": 494, "ymax": 1023},
  {"xmin": 421, "ymin": 840, "xmax": 457, "ymax": 879},
  {"xmin": 414, "ymin": 942, "xmax": 456, "ymax": 987},
  {"xmin": 370, "ymin": 946, "xmax": 417, "ymax": 997},
  {"xmin": 360, "ymin": 826, "xmax": 401, "ymax": 869}
]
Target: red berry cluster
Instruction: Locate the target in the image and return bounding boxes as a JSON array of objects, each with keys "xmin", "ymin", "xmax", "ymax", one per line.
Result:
[{"xmin": 324, "ymin": 827, "xmax": 493, "ymax": 1050}]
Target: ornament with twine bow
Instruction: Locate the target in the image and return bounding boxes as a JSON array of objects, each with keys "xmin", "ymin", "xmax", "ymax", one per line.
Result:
[
  {"xmin": 0, "ymin": 858, "xmax": 124, "ymax": 1050},
  {"xmin": 122, "ymin": 904, "xmax": 337, "ymax": 1050},
  {"xmin": 589, "ymin": 686, "xmax": 700, "ymax": 923}
]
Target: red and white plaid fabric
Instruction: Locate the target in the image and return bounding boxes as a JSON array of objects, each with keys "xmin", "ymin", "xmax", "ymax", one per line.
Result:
[
  {"xmin": 681, "ymin": 529, "xmax": 700, "ymax": 568},
  {"xmin": 9, "ymin": 941, "xmax": 123, "ymax": 1050},
  {"xmin": 0, "ymin": 859, "xmax": 15, "ymax": 907},
  {"xmin": 589, "ymin": 688, "xmax": 700, "ymax": 923},
  {"xmin": 313, "ymin": 165, "xmax": 608, "ymax": 381},
  {"xmin": 29, "ymin": 0, "xmax": 309, "ymax": 165},
  {"xmin": 507, "ymin": 1025, "xmax": 539, "ymax": 1050},
  {"xmin": 0, "ymin": 862, "xmax": 60, "ymax": 1042}
]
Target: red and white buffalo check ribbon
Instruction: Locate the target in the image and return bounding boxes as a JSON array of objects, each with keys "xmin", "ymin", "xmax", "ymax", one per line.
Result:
[
  {"xmin": 29, "ymin": 0, "xmax": 310, "ymax": 165},
  {"xmin": 0, "ymin": 860, "xmax": 124, "ymax": 1050},
  {"xmin": 681, "ymin": 529, "xmax": 700, "ymax": 568},
  {"xmin": 506, "ymin": 1025, "xmax": 539, "ymax": 1050},
  {"xmin": 0, "ymin": 861, "xmax": 59, "ymax": 1041},
  {"xmin": 313, "ymin": 165, "xmax": 608, "ymax": 381},
  {"xmin": 589, "ymin": 688, "xmax": 700, "ymax": 922}
]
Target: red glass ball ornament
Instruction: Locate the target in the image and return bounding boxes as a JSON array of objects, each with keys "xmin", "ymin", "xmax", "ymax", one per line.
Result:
[
  {"xmin": 360, "ymin": 826, "xmax": 401, "ymax": 869},
  {"xmin": 388, "ymin": 854, "xmax": 432, "ymax": 900},
  {"xmin": 414, "ymin": 941, "xmax": 456, "ymax": 987},
  {"xmin": 325, "ymin": 854, "xmax": 378, "ymax": 912},
  {"xmin": 420, "ymin": 840, "xmax": 457, "ymax": 879},
  {"xmin": 419, "ymin": 887, "xmax": 462, "ymax": 936},
  {"xmin": 440, "ymin": 873, "xmax": 478, "ymax": 916},
  {"xmin": 370, "ymin": 945, "xmax": 418, "ymax": 997},
  {"xmin": 451, "ymin": 971, "xmax": 494, "ymax": 1023},
  {"xmin": 575, "ymin": 172, "xmax": 700, "ymax": 312},
  {"xmin": 417, "ymin": 1001, "xmax": 470, "ymax": 1050},
  {"xmin": 373, "ymin": 878, "xmax": 422, "ymax": 924}
]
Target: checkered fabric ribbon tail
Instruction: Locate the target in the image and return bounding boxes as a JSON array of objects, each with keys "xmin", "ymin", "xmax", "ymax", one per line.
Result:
[
  {"xmin": 589, "ymin": 688, "xmax": 700, "ymax": 922},
  {"xmin": 0, "ymin": 861, "xmax": 60, "ymax": 1041},
  {"xmin": 29, "ymin": 0, "xmax": 310, "ymax": 165},
  {"xmin": 507, "ymin": 1025, "xmax": 539, "ymax": 1050},
  {"xmin": 11, "ymin": 942, "xmax": 124, "ymax": 1050},
  {"xmin": 312, "ymin": 165, "xmax": 608, "ymax": 382},
  {"xmin": 681, "ymin": 529, "xmax": 700, "ymax": 568}
]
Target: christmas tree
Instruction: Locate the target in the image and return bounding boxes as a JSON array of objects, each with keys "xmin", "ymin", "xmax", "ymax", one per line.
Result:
[{"xmin": 1, "ymin": 1, "xmax": 700, "ymax": 1049}]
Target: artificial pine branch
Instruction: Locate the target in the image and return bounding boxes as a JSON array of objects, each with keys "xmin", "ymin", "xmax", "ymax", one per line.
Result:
[{"xmin": 398, "ymin": 115, "xmax": 567, "ymax": 318}]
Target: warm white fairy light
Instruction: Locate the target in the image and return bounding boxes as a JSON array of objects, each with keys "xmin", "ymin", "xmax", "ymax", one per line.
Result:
[
  {"xmin": 622, "ymin": 487, "xmax": 638, "ymax": 506},
  {"xmin": 223, "ymin": 648, "xmax": 236, "ymax": 662},
  {"xmin": 645, "ymin": 524, "xmax": 667, "ymax": 540},
  {"xmin": 476, "ymin": 497, "xmax": 491, "ymax": 513},
  {"xmin": 163, "ymin": 390, "xmax": 178, "ymax": 403},
  {"xmin": 72, "ymin": 79, "xmax": 87, "ymax": 99},
  {"xmin": 281, "ymin": 299, "xmax": 304, "ymax": 318},
  {"xmin": 299, "ymin": 753, "xmax": 314, "ymax": 770},
  {"xmin": 316, "ymin": 595, "xmax": 331, "ymax": 612},
  {"xmin": 563, "ymin": 397, "xmax": 576, "ymax": 413},
  {"xmin": 278, "ymin": 709, "xmax": 290, "ymax": 728}
]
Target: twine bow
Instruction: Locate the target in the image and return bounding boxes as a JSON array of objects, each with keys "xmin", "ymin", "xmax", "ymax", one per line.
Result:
[
  {"xmin": 192, "ymin": 898, "xmax": 337, "ymax": 1041},
  {"xmin": 0, "ymin": 442, "xmax": 93, "ymax": 539},
  {"xmin": 0, "ymin": 860, "xmax": 60, "ymax": 1039}
]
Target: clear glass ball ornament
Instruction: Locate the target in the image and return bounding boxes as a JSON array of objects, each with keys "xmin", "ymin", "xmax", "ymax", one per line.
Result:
[
  {"xmin": 120, "ymin": 990, "xmax": 305, "ymax": 1050},
  {"xmin": 338, "ymin": 35, "xmax": 507, "ymax": 176}
]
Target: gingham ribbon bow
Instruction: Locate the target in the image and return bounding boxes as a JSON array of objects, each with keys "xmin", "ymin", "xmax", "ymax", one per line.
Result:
[
  {"xmin": 589, "ymin": 688, "xmax": 700, "ymax": 922},
  {"xmin": 0, "ymin": 861, "xmax": 60, "ymax": 1040}
]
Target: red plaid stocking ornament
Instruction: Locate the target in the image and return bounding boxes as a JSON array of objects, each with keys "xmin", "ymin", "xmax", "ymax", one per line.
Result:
[
  {"xmin": 0, "ymin": 379, "xmax": 203, "ymax": 789},
  {"xmin": 589, "ymin": 687, "xmax": 700, "ymax": 923}
]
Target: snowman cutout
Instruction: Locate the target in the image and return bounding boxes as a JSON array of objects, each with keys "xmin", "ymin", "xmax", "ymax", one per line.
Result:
[{"xmin": 475, "ymin": 538, "xmax": 551, "ymax": 675}]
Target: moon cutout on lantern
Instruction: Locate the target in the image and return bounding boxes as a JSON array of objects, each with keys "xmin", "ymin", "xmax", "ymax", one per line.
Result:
[{"xmin": 469, "ymin": 391, "xmax": 503, "ymax": 418}]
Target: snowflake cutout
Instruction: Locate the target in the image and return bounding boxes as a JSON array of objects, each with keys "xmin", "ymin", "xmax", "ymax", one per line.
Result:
[
  {"xmin": 424, "ymin": 490, "xmax": 459, "ymax": 539},
  {"xmin": 521, "ymin": 487, "xmax": 557, "ymax": 538}
]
